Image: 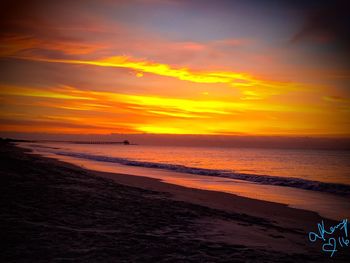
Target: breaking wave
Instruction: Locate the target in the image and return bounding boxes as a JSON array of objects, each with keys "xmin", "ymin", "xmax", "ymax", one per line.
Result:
[{"xmin": 53, "ymin": 150, "xmax": 350, "ymax": 196}]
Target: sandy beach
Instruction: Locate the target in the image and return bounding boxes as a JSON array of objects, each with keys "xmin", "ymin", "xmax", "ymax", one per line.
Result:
[{"xmin": 1, "ymin": 142, "xmax": 349, "ymax": 262}]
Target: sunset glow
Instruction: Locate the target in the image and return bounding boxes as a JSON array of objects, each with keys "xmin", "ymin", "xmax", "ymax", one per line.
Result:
[{"xmin": 0, "ymin": 0, "xmax": 349, "ymax": 137}]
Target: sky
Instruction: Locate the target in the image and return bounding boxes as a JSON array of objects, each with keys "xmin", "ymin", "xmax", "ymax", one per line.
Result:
[{"xmin": 0, "ymin": 0, "xmax": 349, "ymax": 137}]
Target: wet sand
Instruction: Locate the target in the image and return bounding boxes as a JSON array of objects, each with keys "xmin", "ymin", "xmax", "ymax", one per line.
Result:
[{"xmin": 1, "ymin": 142, "xmax": 349, "ymax": 262}]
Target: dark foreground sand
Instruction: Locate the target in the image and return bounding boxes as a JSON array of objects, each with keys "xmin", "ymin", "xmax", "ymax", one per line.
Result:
[{"xmin": 1, "ymin": 142, "xmax": 349, "ymax": 262}]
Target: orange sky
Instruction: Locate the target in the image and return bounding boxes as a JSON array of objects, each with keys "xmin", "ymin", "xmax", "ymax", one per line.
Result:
[{"xmin": 0, "ymin": 0, "xmax": 349, "ymax": 137}]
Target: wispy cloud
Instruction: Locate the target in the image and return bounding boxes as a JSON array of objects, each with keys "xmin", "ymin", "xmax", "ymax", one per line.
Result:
[
  {"xmin": 9, "ymin": 55, "xmax": 300, "ymax": 96},
  {"xmin": 1, "ymin": 84, "xmax": 334, "ymax": 135},
  {"xmin": 0, "ymin": 0, "xmax": 349, "ymax": 136}
]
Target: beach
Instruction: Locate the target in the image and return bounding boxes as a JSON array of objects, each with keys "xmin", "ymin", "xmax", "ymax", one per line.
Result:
[
  {"xmin": 21, "ymin": 142, "xmax": 350, "ymax": 221},
  {"xmin": 1, "ymin": 142, "xmax": 349, "ymax": 262}
]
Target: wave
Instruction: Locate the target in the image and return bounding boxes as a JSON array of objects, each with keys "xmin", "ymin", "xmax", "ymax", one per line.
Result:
[
  {"xmin": 26, "ymin": 144, "xmax": 61, "ymax": 150},
  {"xmin": 50, "ymin": 150, "xmax": 350, "ymax": 196}
]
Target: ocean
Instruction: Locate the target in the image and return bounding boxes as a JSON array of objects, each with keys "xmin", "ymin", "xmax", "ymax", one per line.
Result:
[{"xmin": 19, "ymin": 142, "xmax": 350, "ymax": 220}]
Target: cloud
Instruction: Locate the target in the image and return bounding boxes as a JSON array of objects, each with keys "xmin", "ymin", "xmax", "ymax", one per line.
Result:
[
  {"xmin": 1, "ymin": 0, "xmax": 349, "ymax": 136},
  {"xmin": 0, "ymin": 35, "xmax": 106, "ymax": 58},
  {"xmin": 0, "ymin": 0, "xmax": 116, "ymax": 60},
  {"xmin": 0, "ymin": 118, "xmax": 136, "ymax": 134},
  {"xmin": 1, "ymin": 84, "xmax": 347, "ymax": 135},
  {"xmin": 8, "ymin": 55, "xmax": 300, "ymax": 97},
  {"xmin": 0, "ymin": 0, "xmax": 254, "ymax": 68},
  {"xmin": 323, "ymin": 96, "xmax": 350, "ymax": 104},
  {"xmin": 290, "ymin": 0, "xmax": 350, "ymax": 54}
]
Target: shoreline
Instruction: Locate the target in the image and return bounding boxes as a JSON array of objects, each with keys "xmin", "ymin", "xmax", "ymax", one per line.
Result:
[
  {"xmin": 2, "ymin": 142, "xmax": 349, "ymax": 262},
  {"xmin": 24, "ymin": 142, "xmax": 350, "ymax": 221},
  {"xmin": 20, "ymin": 143, "xmax": 330, "ymax": 224}
]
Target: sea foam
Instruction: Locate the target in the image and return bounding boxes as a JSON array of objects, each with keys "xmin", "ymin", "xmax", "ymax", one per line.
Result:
[{"xmin": 51, "ymin": 150, "xmax": 350, "ymax": 196}]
